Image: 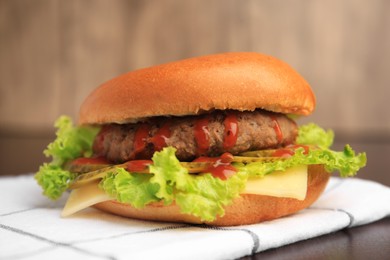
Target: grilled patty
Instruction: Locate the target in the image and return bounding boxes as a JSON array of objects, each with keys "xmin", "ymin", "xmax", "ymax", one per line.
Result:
[{"xmin": 93, "ymin": 110, "xmax": 298, "ymax": 162}]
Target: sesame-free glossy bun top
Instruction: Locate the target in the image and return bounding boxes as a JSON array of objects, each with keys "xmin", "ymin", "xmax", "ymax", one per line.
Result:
[{"xmin": 79, "ymin": 52, "xmax": 315, "ymax": 125}]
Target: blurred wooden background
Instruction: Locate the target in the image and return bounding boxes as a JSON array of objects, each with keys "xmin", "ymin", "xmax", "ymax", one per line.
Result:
[{"xmin": 1, "ymin": 0, "xmax": 389, "ymax": 184}]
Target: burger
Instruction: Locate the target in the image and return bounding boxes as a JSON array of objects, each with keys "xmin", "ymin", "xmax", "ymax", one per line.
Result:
[{"xmin": 35, "ymin": 52, "xmax": 366, "ymax": 226}]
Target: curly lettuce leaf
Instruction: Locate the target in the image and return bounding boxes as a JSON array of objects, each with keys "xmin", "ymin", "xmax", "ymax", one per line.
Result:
[
  {"xmin": 35, "ymin": 116, "xmax": 100, "ymax": 200},
  {"xmin": 296, "ymin": 123, "xmax": 334, "ymax": 149},
  {"xmin": 294, "ymin": 123, "xmax": 366, "ymax": 176},
  {"xmin": 148, "ymin": 147, "xmax": 188, "ymax": 204},
  {"xmin": 44, "ymin": 116, "xmax": 100, "ymax": 166},
  {"xmin": 100, "ymin": 147, "xmax": 247, "ymax": 221},
  {"xmin": 100, "ymin": 168, "xmax": 160, "ymax": 208},
  {"xmin": 175, "ymin": 173, "xmax": 246, "ymax": 222},
  {"xmin": 35, "ymin": 164, "xmax": 76, "ymax": 200},
  {"xmin": 239, "ymin": 144, "xmax": 366, "ymax": 178},
  {"xmin": 149, "ymin": 147, "xmax": 247, "ymax": 221}
]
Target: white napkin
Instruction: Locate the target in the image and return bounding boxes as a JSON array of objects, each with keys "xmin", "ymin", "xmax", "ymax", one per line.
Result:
[{"xmin": 1, "ymin": 175, "xmax": 389, "ymax": 260}]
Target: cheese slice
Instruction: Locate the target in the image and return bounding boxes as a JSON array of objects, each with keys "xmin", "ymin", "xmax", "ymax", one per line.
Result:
[
  {"xmin": 242, "ymin": 165, "xmax": 308, "ymax": 200},
  {"xmin": 61, "ymin": 165, "xmax": 308, "ymax": 217},
  {"xmin": 61, "ymin": 181, "xmax": 111, "ymax": 217}
]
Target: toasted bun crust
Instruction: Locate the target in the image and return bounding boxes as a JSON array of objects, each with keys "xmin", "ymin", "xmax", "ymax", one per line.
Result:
[
  {"xmin": 94, "ymin": 165, "xmax": 329, "ymax": 226},
  {"xmin": 79, "ymin": 52, "xmax": 315, "ymax": 125}
]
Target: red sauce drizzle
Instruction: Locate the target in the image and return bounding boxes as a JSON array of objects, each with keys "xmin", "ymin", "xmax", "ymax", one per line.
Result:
[
  {"xmin": 223, "ymin": 113, "xmax": 238, "ymax": 150},
  {"xmin": 71, "ymin": 156, "xmax": 109, "ymax": 165},
  {"xmin": 272, "ymin": 148, "xmax": 295, "ymax": 158},
  {"xmin": 194, "ymin": 116, "xmax": 210, "ymax": 155},
  {"xmin": 272, "ymin": 145, "xmax": 310, "ymax": 157},
  {"xmin": 126, "ymin": 160, "xmax": 152, "ymax": 172},
  {"xmin": 134, "ymin": 124, "xmax": 151, "ymax": 155},
  {"xmin": 270, "ymin": 116, "xmax": 283, "ymax": 143},
  {"xmin": 151, "ymin": 121, "xmax": 171, "ymax": 151},
  {"xmin": 193, "ymin": 153, "xmax": 236, "ymax": 180}
]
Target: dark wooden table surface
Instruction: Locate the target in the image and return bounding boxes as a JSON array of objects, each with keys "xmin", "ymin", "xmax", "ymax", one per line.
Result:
[{"xmin": 243, "ymin": 217, "xmax": 390, "ymax": 260}]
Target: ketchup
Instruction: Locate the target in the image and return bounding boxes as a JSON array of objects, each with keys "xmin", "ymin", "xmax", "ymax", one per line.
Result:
[
  {"xmin": 126, "ymin": 160, "xmax": 152, "ymax": 172},
  {"xmin": 270, "ymin": 116, "xmax": 283, "ymax": 143},
  {"xmin": 71, "ymin": 156, "xmax": 109, "ymax": 165},
  {"xmin": 194, "ymin": 116, "xmax": 210, "ymax": 155},
  {"xmin": 193, "ymin": 153, "xmax": 236, "ymax": 180},
  {"xmin": 223, "ymin": 112, "xmax": 238, "ymax": 150},
  {"xmin": 134, "ymin": 124, "xmax": 151, "ymax": 155},
  {"xmin": 272, "ymin": 148, "xmax": 295, "ymax": 158},
  {"xmin": 272, "ymin": 145, "xmax": 310, "ymax": 157},
  {"xmin": 151, "ymin": 121, "xmax": 171, "ymax": 151}
]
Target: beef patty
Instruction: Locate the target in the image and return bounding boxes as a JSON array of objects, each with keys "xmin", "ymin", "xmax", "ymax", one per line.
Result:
[{"xmin": 93, "ymin": 110, "xmax": 298, "ymax": 162}]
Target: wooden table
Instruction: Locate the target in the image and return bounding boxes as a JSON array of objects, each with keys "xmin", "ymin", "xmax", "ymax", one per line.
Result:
[{"xmin": 243, "ymin": 217, "xmax": 390, "ymax": 259}]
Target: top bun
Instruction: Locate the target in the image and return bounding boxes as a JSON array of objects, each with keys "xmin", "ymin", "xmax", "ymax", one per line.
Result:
[{"xmin": 79, "ymin": 52, "xmax": 315, "ymax": 125}]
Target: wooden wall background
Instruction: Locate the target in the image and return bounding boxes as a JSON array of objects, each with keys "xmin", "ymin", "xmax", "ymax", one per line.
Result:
[{"xmin": 1, "ymin": 0, "xmax": 389, "ymax": 183}]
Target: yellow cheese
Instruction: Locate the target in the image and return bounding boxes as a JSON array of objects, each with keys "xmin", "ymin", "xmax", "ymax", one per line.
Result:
[
  {"xmin": 242, "ymin": 165, "xmax": 308, "ymax": 200},
  {"xmin": 61, "ymin": 182, "xmax": 111, "ymax": 217},
  {"xmin": 61, "ymin": 165, "xmax": 308, "ymax": 216}
]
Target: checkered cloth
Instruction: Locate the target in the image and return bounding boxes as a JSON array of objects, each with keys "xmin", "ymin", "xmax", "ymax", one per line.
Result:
[{"xmin": 1, "ymin": 175, "xmax": 389, "ymax": 260}]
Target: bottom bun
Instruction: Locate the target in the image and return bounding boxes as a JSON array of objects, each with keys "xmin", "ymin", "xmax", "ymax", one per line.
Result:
[{"xmin": 94, "ymin": 165, "xmax": 330, "ymax": 226}]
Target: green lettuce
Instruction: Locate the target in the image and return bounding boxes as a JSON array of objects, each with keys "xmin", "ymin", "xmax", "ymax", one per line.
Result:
[
  {"xmin": 238, "ymin": 145, "xmax": 366, "ymax": 178},
  {"xmin": 100, "ymin": 168, "xmax": 160, "ymax": 208},
  {"xmin": 35, "ymin": 164, "xmax": 76, "ymax": 200},
  {"xmin": 35, "ymin": 116, "xmax": 99, "ymax": 199},
  {"xmin": 296, "ymin": 123, "xmax": 334, "ymax": 149},
  {"xmin": 295, "ymin": 123, "xmax": 366, "ymax": 176},
  {"xmin": 44, "ymin": 116, "xmax": 100, "ymax": 165},
  {"xmin": 100, "ymin": 148, "xmax": 247, "ymax": 221},
  {"xmin": 149, "ymin": 147, "xmax": 246, "ymax": 221}
]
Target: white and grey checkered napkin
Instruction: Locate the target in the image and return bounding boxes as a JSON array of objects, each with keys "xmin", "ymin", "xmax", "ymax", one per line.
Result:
[{"xmin": 1, "ymin": 175, "xmax": 389, "ymax": 260}]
